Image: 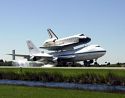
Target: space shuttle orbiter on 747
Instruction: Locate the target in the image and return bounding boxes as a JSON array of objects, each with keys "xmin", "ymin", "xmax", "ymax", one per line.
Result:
[
  {"xmin": 8, "ymin": 40, "xmax": 106, "ymax": 67},
  {"xmin": 40, "ymin": 29, "xmax": 91, "ymax": 51}
]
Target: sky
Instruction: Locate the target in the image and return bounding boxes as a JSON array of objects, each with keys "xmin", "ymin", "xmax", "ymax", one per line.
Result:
[{"xmin": 0, "ymin": 0, "xmax": 125, "ymax": 64}]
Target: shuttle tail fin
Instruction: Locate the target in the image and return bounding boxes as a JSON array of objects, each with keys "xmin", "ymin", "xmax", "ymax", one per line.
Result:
[
  {"xmin": 47, "ymin": 29, "xmax": 58, "ymax": 39},
  {"xmin": 26, "ymin": 40, "xmax": 41, "ymax": 55}
]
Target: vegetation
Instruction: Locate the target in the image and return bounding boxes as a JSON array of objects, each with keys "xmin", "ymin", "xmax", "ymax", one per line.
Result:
[
  {"xmin": 0, "ymin": 60, "xmax": 12, "ymax": 66},
  {"xmin": 0, "ymin": 68, "xmax": 125, "ymax": 86},
  {"xmin": 0, "ymin": 85, "xmax": 125, "ymax": 98}
]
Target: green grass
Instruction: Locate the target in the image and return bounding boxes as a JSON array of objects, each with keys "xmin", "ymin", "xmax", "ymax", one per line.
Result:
[
  {"xmin": 0, "ymin": 68, "xmax": 125, "ymax": 77},
  {"xmin": 0, "ymin": 85, "xmax": 125, "ymax": 98},
  {"xmin": 0, "ymin": 68, "xmax": 125, "ymax": 85}
]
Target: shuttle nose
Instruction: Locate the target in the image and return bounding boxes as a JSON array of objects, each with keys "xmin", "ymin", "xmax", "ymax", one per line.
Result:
[{"xmin": 79, "ymin": 37, "xmax": 91, "ymax": 44}]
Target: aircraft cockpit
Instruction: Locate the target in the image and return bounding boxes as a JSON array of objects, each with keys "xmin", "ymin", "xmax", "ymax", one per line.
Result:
[
  {"xmin": 79, "ymin": 34, "xmax": 84, "ymax": 36},
  {"xmin": 96, "ymin": 45, "xmax": 100, "ymax": 47}
]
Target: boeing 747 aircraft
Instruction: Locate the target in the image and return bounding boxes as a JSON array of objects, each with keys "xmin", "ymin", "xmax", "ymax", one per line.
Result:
[{"xmin": 8, "ymin": 40, "xmax": 106, "ymax": 66}]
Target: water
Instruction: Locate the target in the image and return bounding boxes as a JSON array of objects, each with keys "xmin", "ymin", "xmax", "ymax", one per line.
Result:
[{"xmin": 0, "ymin": 80, "xmax": 125, "ymax": 92}]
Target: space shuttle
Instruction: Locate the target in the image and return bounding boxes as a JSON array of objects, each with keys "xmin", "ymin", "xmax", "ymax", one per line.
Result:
[{"xmin": 40, "ymin": 29, "xmax": 91, "ymax": 51}]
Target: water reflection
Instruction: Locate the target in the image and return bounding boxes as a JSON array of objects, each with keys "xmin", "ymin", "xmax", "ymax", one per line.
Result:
[{"xmin": 0, "ymin": 80, "xmax": 125, "ymax": 92}]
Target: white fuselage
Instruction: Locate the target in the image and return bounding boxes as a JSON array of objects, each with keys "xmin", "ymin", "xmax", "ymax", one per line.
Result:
[
  {"xmin": 51, "ymin": 45, "xmax": 106, "ymax": 62},
  {"xmin": 10, "ymin": 40, "xmax": 106, "ymax": 67}
]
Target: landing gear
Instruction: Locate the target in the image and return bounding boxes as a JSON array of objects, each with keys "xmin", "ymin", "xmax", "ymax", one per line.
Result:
[
  {"xmin": 83, "ymin": 59, "xmax": 100, "ymax": 67},
  {"xmin": 83, "ymin": 60, "xmax": 93, "ymax": 66},
  {"xmin": 57, "ymin": 58, "xmax": 65, "ymax": 67},
  {"xmin": 94, "ymin": 59, "xmax": 99, "ymax": 66},
  {"xmin": 94, "ymin": 62, "xmax": 98, "ymax": 65},
  {"xmin": 56, "ymin": 58, "xmax": 74, "ymax": 67}
]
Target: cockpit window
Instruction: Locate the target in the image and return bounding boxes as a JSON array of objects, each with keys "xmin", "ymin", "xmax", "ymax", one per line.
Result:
[
  {"xmin": 79, "ymin": 34, "xmax": 84, "ymax": 36},
  {"xmin": 96, "ymin": 45, "xmax": 100, "ymax": 47}
]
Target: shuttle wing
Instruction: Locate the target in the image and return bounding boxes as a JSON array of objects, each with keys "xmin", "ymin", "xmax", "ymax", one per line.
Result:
[{"xmin": 40, "ymin": 44, "xmax": 74, "ymax": 50}]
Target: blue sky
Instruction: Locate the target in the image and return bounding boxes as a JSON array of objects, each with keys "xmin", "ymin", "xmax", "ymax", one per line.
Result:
[{"xmin": 0, "ymin": 0, "xmax": 125, "ymax": 64}]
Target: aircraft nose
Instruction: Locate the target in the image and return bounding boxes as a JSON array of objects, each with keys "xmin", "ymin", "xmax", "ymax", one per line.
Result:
[{"xmin": 100, "ymin": 48, "xmax": 106, "ymax": 56}]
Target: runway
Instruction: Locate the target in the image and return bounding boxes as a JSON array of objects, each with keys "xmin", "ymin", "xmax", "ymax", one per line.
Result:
[{"xmin": 0, "ymin": 66, "xmax": 125, "ymax": 69}]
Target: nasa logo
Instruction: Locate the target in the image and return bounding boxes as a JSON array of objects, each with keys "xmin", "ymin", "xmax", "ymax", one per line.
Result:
[
  {"xmin": 29, "ymin": 46, "xmax": 33, "ymax": 50},
  {"xmin": 28, "ymin": 41, "xmax": 34, "ymax": 50}
]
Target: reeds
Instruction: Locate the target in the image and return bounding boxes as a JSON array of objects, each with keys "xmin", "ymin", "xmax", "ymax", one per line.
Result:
[{"xmin": 0, "ymin": 70, "xmax": 125, "ymax": 86}]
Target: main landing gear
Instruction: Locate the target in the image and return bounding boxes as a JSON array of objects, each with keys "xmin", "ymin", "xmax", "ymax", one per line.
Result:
[
  {"xmin": 83, "ymin": 60, "xmax": 93, "ymax": 66},
  {"xmin": 56, "ymin": 58, "xmax": 75, "ymax": 67},
  {"xmin": 83, "ymin": 59, "xmax": 99, "ymax": 66}
]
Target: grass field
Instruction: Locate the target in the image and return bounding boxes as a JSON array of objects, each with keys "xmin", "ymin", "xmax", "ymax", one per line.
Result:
[
  {"xmin": 0, "ymin": 68, "xmax": 123, "ymax": 76},
  {"xmin": 0, "ymin": 85, "xmax": 125, "ymax": 98},
  {"xmin": 0, "ymin": 68, "xmax": 125, "ymax": 77},
  {"xmin": 0, "ymin": 68, "xmax": 125, "ymax": 85}
]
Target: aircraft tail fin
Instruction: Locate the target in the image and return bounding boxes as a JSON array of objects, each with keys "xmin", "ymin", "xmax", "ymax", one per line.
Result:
[
  {"xmin": 47, "ymin": 28, "xmax": 58, "ymax": 39},
  {"xmin": 26, "ymin": 40, "xmax": 41, "ymax": 55}
]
